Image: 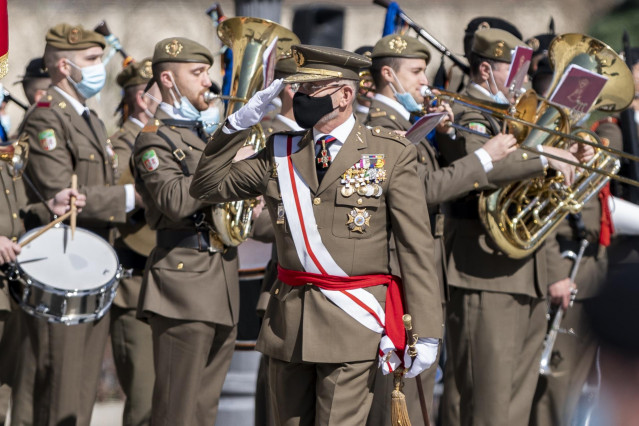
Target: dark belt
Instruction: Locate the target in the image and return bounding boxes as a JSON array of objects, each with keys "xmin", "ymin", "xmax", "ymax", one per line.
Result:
[
  {"xmin": 556, "ymin": 236, "xmax": 600, "ymax": 258},
  {"xmin": 156, "ymin": 229, "xmax": 222, "ymax": 253},
  {"xmin": 446, "ymin": 197, "xmax": 480, "ymax": 220}
]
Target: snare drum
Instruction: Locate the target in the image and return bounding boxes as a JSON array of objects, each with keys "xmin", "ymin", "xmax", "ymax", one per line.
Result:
[{"xmin": 10, "ymin": 225, "xmax": 121, "ymax": 325}]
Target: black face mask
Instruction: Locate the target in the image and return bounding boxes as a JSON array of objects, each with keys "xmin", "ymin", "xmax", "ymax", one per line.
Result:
[{"xmin": 292, "ymin": 86, "xmax": 342, "ymax": 129}]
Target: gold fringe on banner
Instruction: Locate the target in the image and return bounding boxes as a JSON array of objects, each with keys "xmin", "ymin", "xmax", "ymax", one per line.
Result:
[{"xmin": 0, "ymin": 52, "xmax": 7, "ymax": 79}]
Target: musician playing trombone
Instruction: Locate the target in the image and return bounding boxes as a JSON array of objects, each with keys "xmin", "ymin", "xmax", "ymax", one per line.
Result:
[{"xmin": 440, "ymin": 28, "xmax": 588, "ymax": 426}]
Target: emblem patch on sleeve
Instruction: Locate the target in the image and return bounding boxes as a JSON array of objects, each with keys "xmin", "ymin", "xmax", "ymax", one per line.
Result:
[
  {"xmin": 38, "ymin": 129, "xmax": 56, "ymax": 151},
  {"xmin": 142, "ymin": 149, "xmax": 159, "ymax": 172},
  {"xmin": 468, "ymin": 122, "xmax": 487, "ymax": 134}
]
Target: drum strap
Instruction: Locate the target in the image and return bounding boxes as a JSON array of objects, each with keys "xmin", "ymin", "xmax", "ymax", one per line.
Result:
[{"xmin": 156, "ymin": 130, "xmax": 190, "ymax": 176}]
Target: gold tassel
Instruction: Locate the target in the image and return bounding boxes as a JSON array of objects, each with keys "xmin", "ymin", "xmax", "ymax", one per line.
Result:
[{"xmin": 391, "ymin": 371, "xmax": 411, "ymax": 426}]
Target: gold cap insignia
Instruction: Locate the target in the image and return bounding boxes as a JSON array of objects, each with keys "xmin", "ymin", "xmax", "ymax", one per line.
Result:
[
  {"xmin": 165, "ymin": 39, "xmax": 183, "ymax": 57},
  {"xmin": 494, "ymin": 40, "xmax": 505, "ymax": 58},
  {"xmin": 68, "ymin": 27, "xmax": 80, "ymax": 44},
  {"xmin": 388, "ymin": 36, "xmax": 408, "ymax": 54},
  {"xmin": 293, "ymin": 50, "xmax": 305, "ymax": 67},
  {"xmin": 140, "ymin": 59, "xmax": 153, "ymax": 79},
  {"xmin": 527, "ymin": 37, "xmax": 540, "ymax": 52}
]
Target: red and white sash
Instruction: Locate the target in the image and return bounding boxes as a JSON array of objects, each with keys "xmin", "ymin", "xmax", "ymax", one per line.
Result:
[{"xmin": 273, "ymin": 134, "xmax": 403, "ymax": 373}]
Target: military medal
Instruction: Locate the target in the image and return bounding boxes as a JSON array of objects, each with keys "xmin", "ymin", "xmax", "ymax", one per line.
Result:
[
  {"xmin": 276, "ymin": 203, "xmax": 286, "ymax": 225},
  {"xmin": 346, "ymin": 208, "xmax": 370, "ymax": 233},
  {"xmin": 317, "ymin": 139, "xmax": 332, "ymax": 169}
]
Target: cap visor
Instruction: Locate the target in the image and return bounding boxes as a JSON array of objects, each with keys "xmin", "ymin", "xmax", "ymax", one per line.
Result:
[{"xmin": 283, "ymin": 73, "xmax": 340, "ymax": 84}]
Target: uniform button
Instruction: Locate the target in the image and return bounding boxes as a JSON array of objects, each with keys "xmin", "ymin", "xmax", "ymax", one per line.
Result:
[
  {"xmin": 522, "ymin": 153, "xmax": 528, "ymax": 160},
  {"xmin": 390, "ymin": 114, "xmax": 396, "ymax": 120},
  {"xmin": 177, "ymin": 262, "xmax": 184, "ymax": 270},
  {"xmin": 473, "ymin": 182, "xmax": 479, "ymax": 189},
  {"xmin": 5, "ymin": 189, "xmax": 9, "ymax": 194},
  {"xmin": 357, "ymin": 198, "xmax": 363, "ymax": 205},
  {"xmin": 313, "ymin": 197, "xmax": 321, "ymax": 205},
  {"xmin": 375, "ymin": 128, "xmax": 381, "ymax": 134},
  {"xmin": 421, "ymin": 156, "xmax": 426, "ymax": 162},
  {"xmin": 12, "ymin": 213, "xmax": 17, "ymax": 219},
  {"xmin": 188, "ymin": 146, "xmax": 193, "ymax": 150},
  {"xmin": 274, "ymin": 288, "xmax": 279, "ymax": 295},
  {"xmin": 109, "ymin": 215, "xmax": 115, "ymax": 221},
  {"xmin": 89, "ymin": 154, "xmax": 95, "ymax": 160}
]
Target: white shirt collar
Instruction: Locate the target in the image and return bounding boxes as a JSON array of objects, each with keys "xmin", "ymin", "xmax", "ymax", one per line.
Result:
[
  {"xmin": 373, "ymin": 93, "xmax": 410, "ymax": 121},
  {"xmin": 275, "ymin": 114, "xmax": 303, "ymax": 132},
  {"xmin": 470, "ymin": 82, "xmax": 493, "ymax": 98},
  {"xmin": 129, "ymin": 117, "xmax": 144, "ymax": 128},
  {"xmin": 54, "ymin": 86, "xmax": 87, "ymax": 116},
  {"xmin": 313, "ymin": 114, "xmax": 355, "ymax": 144},
  {"xmin": 312, "ymin": 114, "xmax": 356, "ymax": 162}
]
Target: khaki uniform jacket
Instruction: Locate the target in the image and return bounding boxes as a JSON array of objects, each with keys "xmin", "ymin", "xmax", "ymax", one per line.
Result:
[
  {"xmin": 190, "ymin": 118, "xmax": 443, "ymax": 363},
  {"xmin": 133, "ymin": 109, "xmax": 239, "ymax": 326},
  {"xmin": 443, "ymin": 84, "xmax": 564, "ymax": 298},
  {"xmin": 366, "ymin": 99, "xmax": 490, "ymax": 300},
  {"xmin": 20, "ymin": 87, "xmax": 126, "ymax": 236},
  {"xmin": 110, "ymin": 118, "xmax": 151, "ymax": 308},
  {"xmin": 545, "ymin": 119, "xmax": 624, "ymax": 299},
  {"xmin": 0, "ymin": 166, "xmax": 28, "ymax": 312}
]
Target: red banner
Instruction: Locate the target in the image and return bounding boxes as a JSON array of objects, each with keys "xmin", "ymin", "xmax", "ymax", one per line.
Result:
[{"xmin": 0, "ymin": 0, "xmax": 7, "ymax": 79}]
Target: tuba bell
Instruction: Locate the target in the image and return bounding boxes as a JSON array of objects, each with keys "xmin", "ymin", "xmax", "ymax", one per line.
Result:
[
  {"xmin": 0, "ymin": 137, "xmax": 29, "ymax": 178},
  {"xmin": 478, "ymin": 34, "xmax": 634, "ymax": 259},
  {"xmin": 212, "ymin": 17, "xmax": 299, "ymax": 247}
]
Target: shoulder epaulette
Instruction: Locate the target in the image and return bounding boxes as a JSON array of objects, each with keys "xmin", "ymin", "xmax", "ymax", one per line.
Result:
[
  {"xmin": 369, "ymin": 126, "xmax": 409, "ymax": 145},
  {"xmin": 369, "ymin": 110, "xmax": 387, "ymax": 118},
  {"xmin": 141, "ymin": 119, "xmax": 160, "ymax": 133}
]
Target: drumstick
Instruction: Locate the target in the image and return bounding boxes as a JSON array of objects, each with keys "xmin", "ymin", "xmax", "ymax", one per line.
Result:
[
  {"xmin": 70, "ymin": 174, "xmax": 77, "ymax": 240},
  {"xmin": 20, "ymin": 210, "xmax": 73, "ymax": 248}
]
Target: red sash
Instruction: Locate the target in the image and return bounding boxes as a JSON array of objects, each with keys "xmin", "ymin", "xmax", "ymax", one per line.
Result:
[{"xmin": 277, "ymin": 265, "xmax": 407, "ymax": 354}]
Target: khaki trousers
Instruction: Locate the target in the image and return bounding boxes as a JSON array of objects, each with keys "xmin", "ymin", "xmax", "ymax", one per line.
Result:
[
  {"xmin": 110, "ymin": 305, "xmax": 154, "ymax": 426},
  {"xmin": 269, "ymin": 357, "xmax": 377, "ymax": 426},
  {"xmin": 6, "ymin": 309, "xmax": 35, "ymax": 426},
  {"xmin": 444, "ymin": 288, "xmax": 546, "ymax": 426},
  {"xmin": 148, "ymin": 315, "xmax": 236, "ymax": 426},
  {"xmin": 25, "ymin": 310, "xmax": 110, "ymax": 426}
]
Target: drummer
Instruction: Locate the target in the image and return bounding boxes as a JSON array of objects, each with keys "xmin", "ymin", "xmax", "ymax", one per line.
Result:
[{"xmin": 16, "ymin": 23, "xmax": 136, "ymax": 425}]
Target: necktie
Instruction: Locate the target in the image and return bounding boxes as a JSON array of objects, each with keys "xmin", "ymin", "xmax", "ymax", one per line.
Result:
[
  {"xmin": 315, "ymin": 135, "xmax": 336, "ymax": 184},
  {"xmin": 81, "ymin": 110, "xmax": 100, "ymax": 142}
]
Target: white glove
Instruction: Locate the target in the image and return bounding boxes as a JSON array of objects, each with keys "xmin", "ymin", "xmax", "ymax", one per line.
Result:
[
  {"xmin": 403, "ymin": 337, "xmax": 439, "ymax": 379},
  {"xmin": 226, "ymin": 79, "xmax": 284, "ymax": 132}
]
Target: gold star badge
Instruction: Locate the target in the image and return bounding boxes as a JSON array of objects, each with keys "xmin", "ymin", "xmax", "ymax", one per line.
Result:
[
  {"xmin": 346, "ymin": 208, "xmax": 371, "ymax": 233},
  {"xmin": 165, "ymin": 39, "xmax": 183, "ymax": 57},
  {"xmin": 293, "ymin": 50, "xmax": 305, "ymax": 67},
  {"xmin": 388, "ymin": 36, "xmax": 408, "ymax": 54},
  {"xmin": 140, "ymin": 59, "xmax": 153, "ymax": 79}
]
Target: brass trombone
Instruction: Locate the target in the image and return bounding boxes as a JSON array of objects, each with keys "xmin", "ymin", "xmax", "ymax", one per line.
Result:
[{"xmin": 422, "ymin": 86, "xmax": 639, "ymax": 188}]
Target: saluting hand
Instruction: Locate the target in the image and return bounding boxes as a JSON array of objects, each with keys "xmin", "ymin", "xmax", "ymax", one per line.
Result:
[
  {"xmin": 227, "ymin": 79, "xmax": 285, "ymax": 132},
  {"xmin": 0, "ymin": 236, "xmax": 21, "ymax": 265}
]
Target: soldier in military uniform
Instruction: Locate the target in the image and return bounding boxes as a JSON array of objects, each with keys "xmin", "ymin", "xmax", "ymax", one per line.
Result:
[
  {"xmin": 18, "ymin": 23, "xmax": 137, "ymax": 425},
  {"xmin": 364, "ymin": 33, "xmax": 517, "ymax": 425},
  {"xmin": 108, "ymin": 58, "xmax": 160, "ymax": 426},
  {"xmin": 132, "ymin": 37, "xmax": 239, "ymax": 426},
  {"xmin": 18, "ymin": 57, "xmax": 51, "ymax": 106},
  {"xmin": 440, "ymin": 28, "xmax": 582, "ymax": 426},
  {"xmin": 528, "ymin": 46, "xmax": 621, "ymax": 426},
  {"xmin": 190, "ymin": 44, "xmax": 443, "ymax": 425}
]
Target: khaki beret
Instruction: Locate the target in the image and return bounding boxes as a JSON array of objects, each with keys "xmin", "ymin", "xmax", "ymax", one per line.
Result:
[
  {"xmin": 371, "ymin": 34, "xmax": 431, "ymax": 63},
  {"xmin": 152, "ymin": 37, "xmax": 213, "ymax": 66},
  {"xmin": 471, "ymin": 28, "xmax": 526, "ymax": 63},
  {"xmin": 283, "ymin": 45, "xmax": 371, "ymax": 84},
  {"xmin": 116, "ymin": 58, "xmax": 153, "ymax": 89},
  {"xmin": 46, "ymin": 24, "xmax": 106, "ymax": 50}
]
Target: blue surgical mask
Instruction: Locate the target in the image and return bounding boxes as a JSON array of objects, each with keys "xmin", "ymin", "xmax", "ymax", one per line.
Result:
[
  {"xmin": 199, "ymin": 106, "xmax": 220, "ymax": 134},
  {"xmin": 488, "ymin": 68, "xmax": 510, "ymax": 105},
  {"xmin": 389, "ymin": 68, "xmax": 422, "ymax": 113},
  {"xmin": 168, "ymin": 72, "xmax": 201, "ymax": 121},
  {"xmin": 66, "ymin": 60, "xmax": 106, "ymax": 99}
]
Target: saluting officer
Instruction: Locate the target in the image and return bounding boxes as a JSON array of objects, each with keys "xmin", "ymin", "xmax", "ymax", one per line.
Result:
[
  {"xmin": 132, "ymin": 37, "xmax": 239, "ymax": 426},
  {"xmin": 365, "ymin": 33, "xmax": 516, "ymax": 425},
  {"xmin": 18, "ymin": 23, "xmax": 136, "ymax": 425},
  {"xmin": 190, "ymin": 44, "xmax": 443, "ymax": 425},
  {"xmin": 109, "ymin": 58, "xmax": 160, "ymax": 426}
]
